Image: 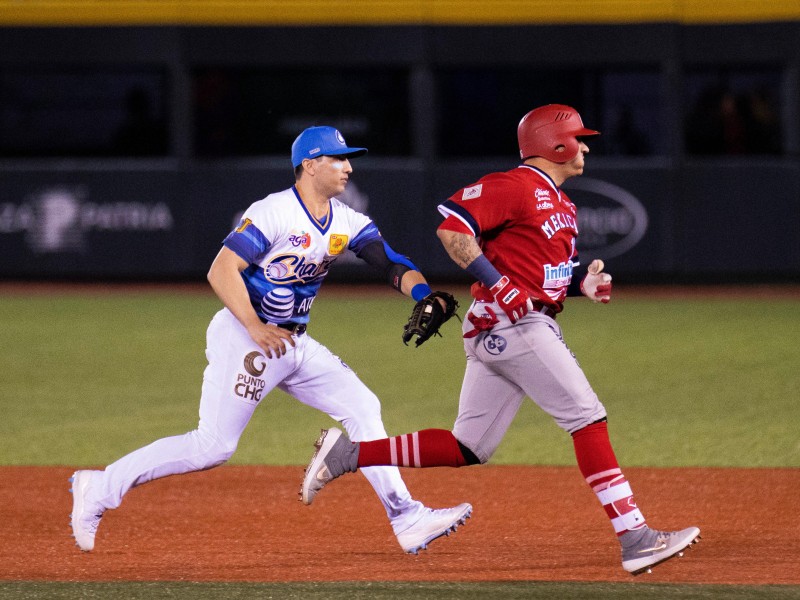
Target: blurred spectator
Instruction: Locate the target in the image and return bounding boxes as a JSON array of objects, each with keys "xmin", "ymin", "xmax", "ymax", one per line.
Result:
[
  {"xmin": 742, "ymin": 86, "xmax": 781, "ymax": 154},
  {"xmin": 193, "ymin": 69, "xmax": 239, "ymax": 156},
  {"xmin": 112, "ymin": 87, "xmax": 167, "ymax": 156},
  {"xmin": 685, "ymin": 83, "xmax": 781, "ymax": 155},
  {"xmin": 609, "ymin": 105, "xmax": 651, "ymax": 155}
]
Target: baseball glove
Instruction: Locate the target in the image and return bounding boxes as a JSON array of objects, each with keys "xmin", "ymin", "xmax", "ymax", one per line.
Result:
[{"xmin": 402, "ymin": 291, "xmax": 459, "ymax": 347}]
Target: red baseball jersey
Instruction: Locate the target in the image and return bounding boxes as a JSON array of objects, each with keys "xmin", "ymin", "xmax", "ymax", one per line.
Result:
[{"xmin": 438, "ymin": 165, "xmax": 580, "ymax": 312}]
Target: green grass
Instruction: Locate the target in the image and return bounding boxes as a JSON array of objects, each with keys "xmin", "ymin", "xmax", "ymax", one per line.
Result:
[
  {"xmin": 1, "ymin": 581, "xmax": 799, "ymax": 600},
  {"xmin": 2, "ymin": 286, "xmax": 799, "ymax": 599},
  {"xmin": 1, "ymin": 287, "xmax": 799, "ymax": 467}
]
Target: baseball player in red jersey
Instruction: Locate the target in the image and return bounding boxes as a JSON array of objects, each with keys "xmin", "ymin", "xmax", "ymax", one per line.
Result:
[{"xmin": 301, "ymin": 105, "xmax": 701, "ymax": 574}]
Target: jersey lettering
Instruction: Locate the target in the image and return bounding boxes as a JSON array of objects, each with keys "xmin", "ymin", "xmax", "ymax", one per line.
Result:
[
  {"xmin": 234, "ymin": 373, "xmax": 266, "ymax": 402},
  {"xmin": 540, "ymin": 212, "xmax": 578, "ymax": 240},
  {"xmin": 264, "ymin": 253, "xmax": 336, "ymax": 284},
  {"xmin": 297, "ymin": 296, "xmax": 315, "ymax": 314},
  {"xmin": 288, "ymin": 232, "xmax": 312, "ymax": 248},
  {"xmin": 543, "ymin": 260, "xmax": 574, "ymax": 289}
]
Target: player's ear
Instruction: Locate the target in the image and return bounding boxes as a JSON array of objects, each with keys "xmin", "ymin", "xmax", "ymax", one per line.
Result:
[{"xmin": 297, "ymin": 158, "xmax": 315, "ymax": 179}]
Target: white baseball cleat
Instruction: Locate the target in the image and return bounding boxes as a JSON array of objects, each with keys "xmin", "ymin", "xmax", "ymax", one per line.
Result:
[
  {"xmin": 69, "ymin": 470, "xmax": 104, "ymax": 552},
  {"xmin": 396, "ymin": 503, "xmax": 473, "ymax": 554},
  {"xmin": 620, "ymin": 525, "xmax": 701, "ymax": 575}
]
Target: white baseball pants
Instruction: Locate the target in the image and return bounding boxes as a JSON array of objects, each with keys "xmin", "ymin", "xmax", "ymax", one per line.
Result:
[{"xmin": 90, "ymin": 308, "xmax": 424, "ymax": 533}]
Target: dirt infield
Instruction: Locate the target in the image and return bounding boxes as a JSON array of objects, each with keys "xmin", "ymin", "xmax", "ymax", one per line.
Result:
[{"xmin": 3, "ymin": 465, "xmax": 798, "ymax": 585}]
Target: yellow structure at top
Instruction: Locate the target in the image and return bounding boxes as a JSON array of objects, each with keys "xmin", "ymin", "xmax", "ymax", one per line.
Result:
[{"xmin": 1, "ymin": 0, "xmax": 799, "ymax": 26}]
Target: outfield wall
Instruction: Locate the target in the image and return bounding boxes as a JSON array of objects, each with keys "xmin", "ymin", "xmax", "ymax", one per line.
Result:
[{"xmin": 1, "ymin": 19, "xmax": 798, "ymax": 282}]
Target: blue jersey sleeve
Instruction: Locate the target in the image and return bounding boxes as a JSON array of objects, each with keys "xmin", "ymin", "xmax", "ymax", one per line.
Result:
[
  {"xmin": 223, "ymin": 218, "xmax": 271, "ymax": 264},
  {"xmin": 348, "ymin": 222, "xmax": 383, "ymax": 255}
]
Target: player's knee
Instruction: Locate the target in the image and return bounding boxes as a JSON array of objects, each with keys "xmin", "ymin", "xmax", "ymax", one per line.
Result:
[
  {"xmin": 453, "ymin": 428, "xmax": 494, "ymax": 464},
  {"xmin": 561, "ymin": 409, "xmax": 608, "ymax": 435},
  {"xmin": 359, "ymin": 393, "xmax": 383, "ymax": 420},
  {"xmin": 338, "ymin": 394, "xmax": 386, "ymax": 441},
  {"xmin": 457, "ymin": 440, "xmax": 483, "ymax": 465},
  {"xmin": 190, "ymin": 429, "xmax": 238, "ymax": 469}
]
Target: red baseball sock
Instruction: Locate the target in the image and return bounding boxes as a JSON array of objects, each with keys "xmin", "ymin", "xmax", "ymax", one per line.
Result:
[
  {"xmin": 358, "ymin": 429, "xmax": 469, "ymax": 468},
  {"xmin": 572, "ymin": 421, "xmax": 646, "ymax": 536}
]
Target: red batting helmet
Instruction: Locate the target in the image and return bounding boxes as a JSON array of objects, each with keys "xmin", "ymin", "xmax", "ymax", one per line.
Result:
[{"xmin": 517, "ymin": 104, "xmax": 600, "ymax": 163}]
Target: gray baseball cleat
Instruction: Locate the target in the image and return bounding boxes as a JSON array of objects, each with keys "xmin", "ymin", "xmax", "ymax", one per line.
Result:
[
  {"xmin": 396, "ymin": 503, "xmax": 473, "ymax": 554},
  {"xmin": 69, "ymin": 470, "xmax": 105, "ymax": 551},
  {"xmin": 300, "ymin": 428, "xmax": 359, "ymax": 505},
  {"xmin": 620, "ymin": 525, "xmax": 701, "ymax": 575}
]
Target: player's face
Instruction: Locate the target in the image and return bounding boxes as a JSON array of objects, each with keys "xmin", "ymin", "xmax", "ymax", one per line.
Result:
[
  {"xmin": 316, "ymin": 155, "xmax": 353, "ymax": 196},
  {"xmin": 564, "ymin": 138, "xmax": 590, "ymax": 177}
]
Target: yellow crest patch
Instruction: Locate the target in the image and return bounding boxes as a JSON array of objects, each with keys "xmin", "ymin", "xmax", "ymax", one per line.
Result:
[
  {"xmin": 328, "ymin": 234, "xmax": 348, "ymax": 255},
  {"xmin": 235, "ymin": 217, "xmax": 252, "ymax": 233}
]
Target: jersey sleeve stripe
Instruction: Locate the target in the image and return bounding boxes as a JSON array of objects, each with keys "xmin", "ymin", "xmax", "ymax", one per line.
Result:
[
  {"xmin": 223, "ymin": 221, "xmax": 271, "ymax": 264},
  {"xmin": 438, "ymin": 200, "xmax": 481, "ymax": 237}
]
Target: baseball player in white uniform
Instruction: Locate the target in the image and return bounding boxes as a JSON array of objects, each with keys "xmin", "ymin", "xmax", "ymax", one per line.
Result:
[
  {"xmin": 300, "ymin": 106, "xmax": 701, "ymax": 575},
  {"xmin": 69, "ymin": 126, "xmax": 471, "ymax": 555}
]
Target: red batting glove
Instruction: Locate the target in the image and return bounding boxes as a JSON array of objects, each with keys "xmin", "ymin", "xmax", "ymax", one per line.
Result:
[
  {"xmin": 490, "ymin": 275, "xmax": 532, "ymax": 323},
  {"xmin": 580, "ymin": 259, "xmax": 613, "ymax": 304},
  {"xmin": 463, "ymin": 306, "xmax": 500, "ymax": 339}
]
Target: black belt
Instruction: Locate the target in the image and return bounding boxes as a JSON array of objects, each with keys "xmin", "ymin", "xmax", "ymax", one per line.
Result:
[
  {"xmin": 277, "ymin": 322, "xmax": 307, "ymax": 335},
  {"xmin": 531, "ymin": 302, "xmax": 557, "ymax": 319}
]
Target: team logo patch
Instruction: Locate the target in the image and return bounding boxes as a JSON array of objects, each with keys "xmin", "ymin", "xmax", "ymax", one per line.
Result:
[
  {"xmin": 264, "ymin": 253, "xmax": 336, "ymax": 284},
  {"xmin": 483, "ymin": 334, "xmax": 507, "ymax": 355},
  {"xmin": 235, "ymin": 217, "xmax": 252, "ymax": 233},
  {"xmin": 236, "ymin": 351, "xmax": 267, "ymax": 403},
  {"xmin": 243, "ymin": 351, "xmax": 267, "ymax": 376},
  {"xmin": 265, "ymin": 261, "xmax": 290, "ymax": 280},
  {"xmin": 462, "ymin": 184, "xmax": 483, "ymax": 200},
  {"xmin": 328, "ymin": 234, "xmax": 348, "ymax": 255},
  {"xmin": 535, "ymin": 189, "xmax": 554, "ymax": 210},
  {"xmin": 289, "ymin": 231, "xmax": 312, "ymax": 249},
  {"xmin": 543, "ymin": 260, "xmax": 574, "ymax": 289},
  {"xmin": 260, "ymin": 287, "xmax": 295, "ymax": 321}
]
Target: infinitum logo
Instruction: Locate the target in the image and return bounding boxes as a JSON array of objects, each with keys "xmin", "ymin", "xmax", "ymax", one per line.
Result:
[{"xmin": 0, "ymin": 186, "xmax": 173, "ymax": 253}]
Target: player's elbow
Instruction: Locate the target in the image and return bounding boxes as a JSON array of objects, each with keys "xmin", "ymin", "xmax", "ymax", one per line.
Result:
[
  {"xmin": 437, "ymin": 227, "xmax": 472, "ymax": 250},
  {"xmin": 206, "ymin": 263, "xmax": 220, "ymax": 291},
  {"xmin": 436, "ymin": 227, "xmax": 451, "ymax": 244}
]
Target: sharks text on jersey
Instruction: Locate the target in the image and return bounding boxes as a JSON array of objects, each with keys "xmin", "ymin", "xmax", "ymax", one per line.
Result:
[{"xmin": 264, "ymin": 253, "xmax": 337, "ymax": 284}]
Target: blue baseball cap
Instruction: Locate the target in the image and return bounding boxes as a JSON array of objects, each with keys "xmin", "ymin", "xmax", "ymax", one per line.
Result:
[{"xmin": 291, "ymin": 126, "xmax": 368, "ymax": 168}]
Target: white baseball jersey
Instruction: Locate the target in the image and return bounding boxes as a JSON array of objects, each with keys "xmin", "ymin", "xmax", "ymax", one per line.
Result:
[
  {"xmin": 223, "ymin": 185, "xmax": 382, "ymax": 325},
  {"xmin": 90, "ymin": 183, "xmax": 428, "ymax": 536}
]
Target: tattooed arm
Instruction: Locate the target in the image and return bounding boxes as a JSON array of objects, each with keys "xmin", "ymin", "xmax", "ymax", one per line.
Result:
[
  {"xmin": 437, "ymin": 227, "xmax": 532, "ymax": 323},
  {"xmin": 436, "ymin": 229, "xmax": 484, "ymax": 269}
]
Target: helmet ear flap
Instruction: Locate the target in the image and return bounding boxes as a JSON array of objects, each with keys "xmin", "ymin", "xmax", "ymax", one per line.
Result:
[{"xmin": 552, "ymin": 138, "xmax": 579, "ymax": 162}]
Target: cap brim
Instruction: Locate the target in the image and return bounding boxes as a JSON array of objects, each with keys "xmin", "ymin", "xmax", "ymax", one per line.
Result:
[{"xmin": 334, "ymin": 147, "xmax": 368, "ymax": 159}]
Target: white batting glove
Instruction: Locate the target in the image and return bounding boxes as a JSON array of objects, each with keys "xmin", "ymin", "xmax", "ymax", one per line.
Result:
[{"xmin": 580, "ymin": 259, "xmax": 613, "ymax": 304}]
